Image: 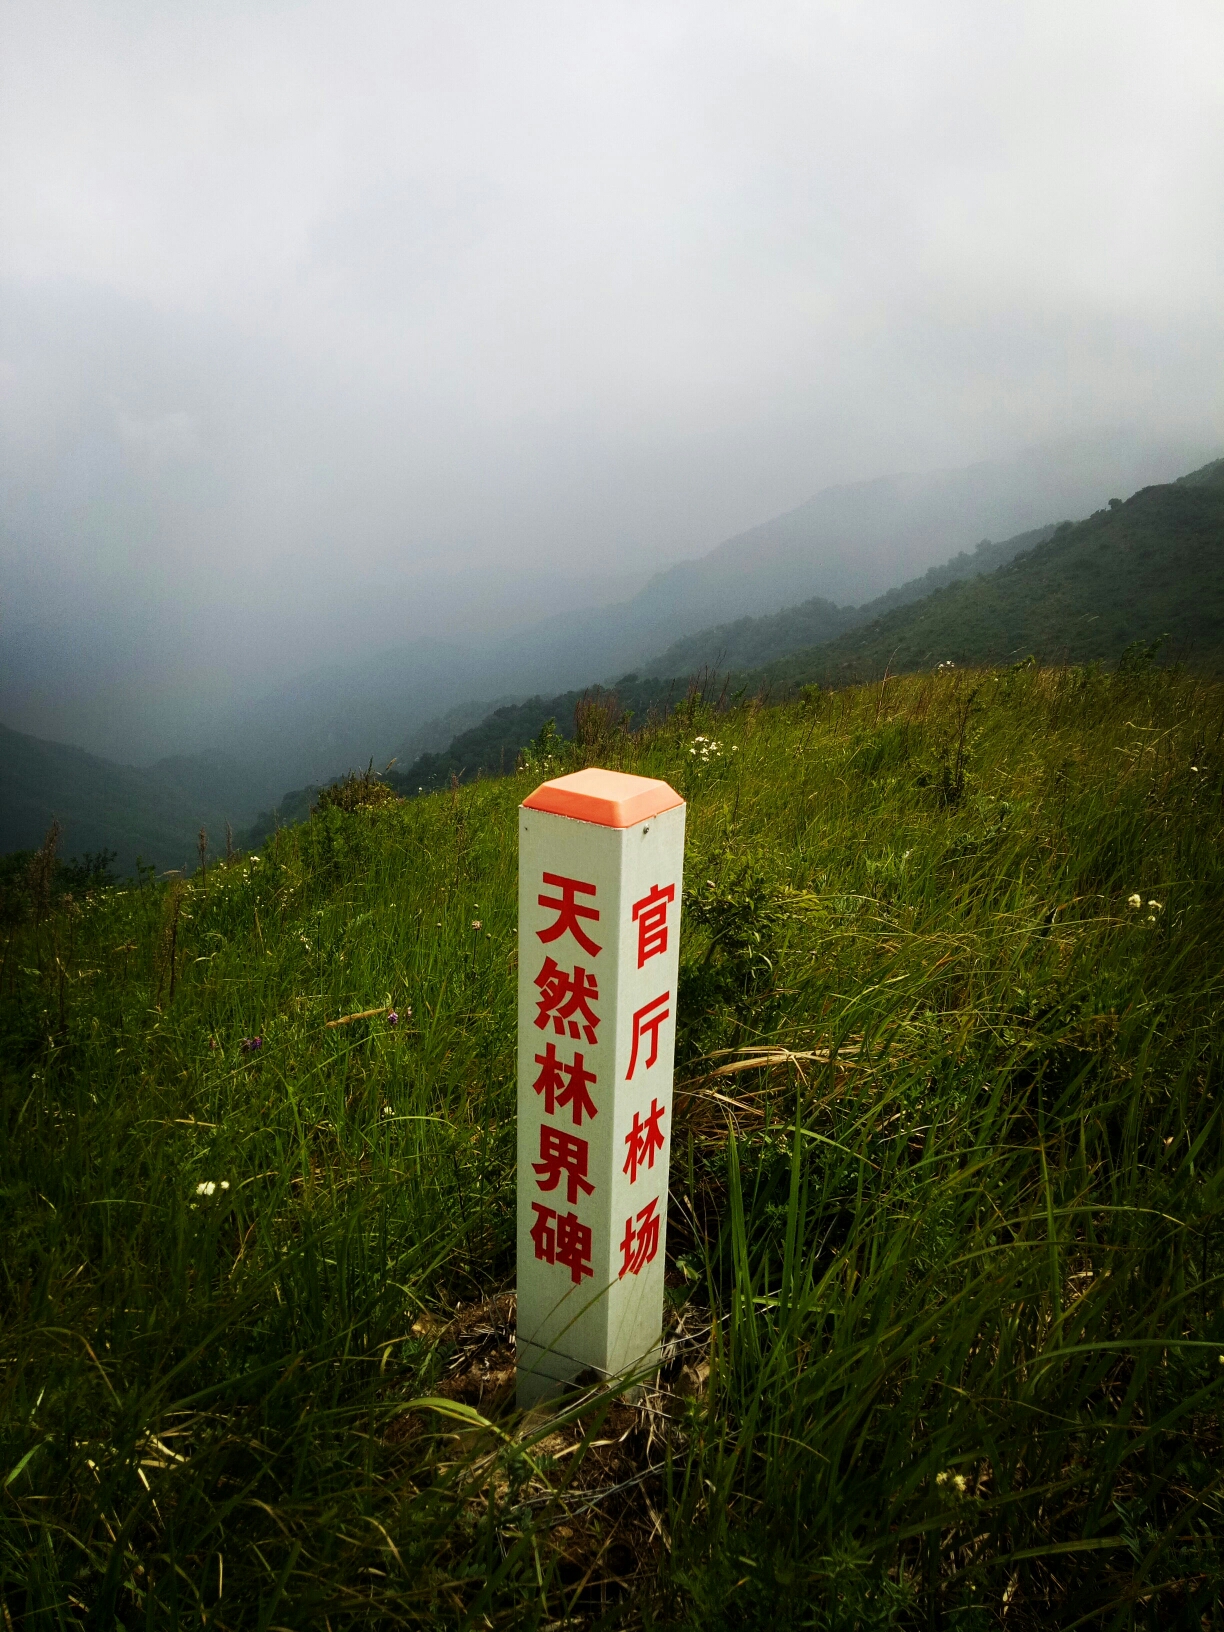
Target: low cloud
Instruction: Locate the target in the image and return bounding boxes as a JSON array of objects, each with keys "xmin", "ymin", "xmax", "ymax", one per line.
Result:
[{"xmin": 1, "ymin": 0, "xmax": 1222, "ymax": 756}]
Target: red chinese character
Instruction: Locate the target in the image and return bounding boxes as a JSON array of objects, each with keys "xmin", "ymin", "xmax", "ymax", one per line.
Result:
[
  {"xmin": 534, "ymin": 956, "xmax": 600, "ymax": 1043},
  {"xmin": 531, "ymin": 1203, "xmax": 593, "ymax": 1285},
  {"xmin": 626, "ymin": 991, "xmax": 670, "ymax": 1080},
  {"xmin": 537, "ymin": 872, "xmax": 601, "ymax": 957},
  {"xmin": 532, "ymin": 1043, "xmax": 598, "ymax": 1126},
  {"xmin": 618, "ymin": 1197, "xmax": 661, "ymax": 1279},
  {"xmin": 530, "ymin": 1201, "xmax": 555, "ymax": 1262},
  {"xmin": 623, "ymin": 1097, "xmax": 666, "ymax": 1183},
  {"xmin": 631, "ymin": 882, "xmax": 675, "ymax": 968},
  {"xmin": 533, "ymin": 1123, "xmax": 595, "ymax": 1205}
]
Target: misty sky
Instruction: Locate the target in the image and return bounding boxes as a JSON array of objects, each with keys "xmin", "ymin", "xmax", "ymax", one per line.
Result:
[{"xmin": 2, "ymin": 1, "xmax": 1223, "ymax": 752}]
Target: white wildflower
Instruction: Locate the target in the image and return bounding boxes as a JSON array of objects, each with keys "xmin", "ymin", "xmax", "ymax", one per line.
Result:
[
  {"xmin": 936, "ymin": 1470, "xmax": 968, "ymax": 1495},
  {"xmin": 1147, "ymin": 900, "xmax": 1163, "ymax": 912},
  {"xmin": 1127, "ymin": 894, "xmax": 1142, "ymax": 908},
  {"xmin": 196, "ymin": 1181, "xmax": 216, "ymax": 1197}
]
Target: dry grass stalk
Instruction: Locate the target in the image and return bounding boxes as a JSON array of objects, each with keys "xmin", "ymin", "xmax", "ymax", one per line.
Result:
[
  {"xmin": 26, "ymin": 820, "xmax": 61, "ymax": 925},
  {"xmin": 325, "ymin": 1005, "xmax": 390, "ymax": 1028}
]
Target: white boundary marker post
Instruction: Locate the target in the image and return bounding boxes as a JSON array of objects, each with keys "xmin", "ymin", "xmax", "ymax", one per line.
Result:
[{"xmin": 516, "ymin": 768, "xmax": 686, "ymax": 1406}]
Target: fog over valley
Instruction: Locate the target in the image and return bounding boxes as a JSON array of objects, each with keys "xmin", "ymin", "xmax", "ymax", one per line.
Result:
[{"xmin": 2, "ymin": 0, "xmax": 1223, "ymax": 825}]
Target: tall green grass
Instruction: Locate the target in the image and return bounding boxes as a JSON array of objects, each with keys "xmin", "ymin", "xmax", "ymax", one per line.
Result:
[{"xmin": 2, "ymin": 665, "xmax": 1222, "ymax": 1628}]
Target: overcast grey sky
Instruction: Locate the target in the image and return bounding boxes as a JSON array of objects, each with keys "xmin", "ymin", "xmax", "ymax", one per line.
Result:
[{"xmin": 2, "ymin": 1, "xmax": 1223, "ymax": 742}]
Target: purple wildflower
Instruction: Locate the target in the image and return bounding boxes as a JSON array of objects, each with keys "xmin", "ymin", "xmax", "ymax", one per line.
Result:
[
  {"xmin": 240, "ymin": 1036, "xmax": 263, "ymax": 1053},
  {"xmin": 387, "ymin": 1010, "xmax": 399, "ymax": 1027}
]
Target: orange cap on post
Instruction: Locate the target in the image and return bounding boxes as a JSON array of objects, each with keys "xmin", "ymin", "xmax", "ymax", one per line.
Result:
[{"xmin": 522, "ymin": 767, "xmax": 684, "ymax": 829}]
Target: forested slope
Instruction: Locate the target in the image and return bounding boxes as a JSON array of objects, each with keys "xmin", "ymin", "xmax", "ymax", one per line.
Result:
[
  {"xmin": 240, "ymin": 458, "xmax": 1222, "ymax": 837},
  {"xmin": 0, "ymin": 724, "xmax": 248, "ymax": 873},
  {"xmin": 643, "ymin": 524, "xmax": 1055, "ymax": 676},
  {"xmin": 756, "ymin": 461, "xmax": 1224, "ymax": 689}
]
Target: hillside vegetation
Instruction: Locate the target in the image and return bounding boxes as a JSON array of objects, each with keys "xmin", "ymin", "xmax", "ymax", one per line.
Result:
[
  {"xmin": 2, "ymin": 665, "xmax": 1222, "ymax": 1627},
  {"xmin": 761, "ymin": 460, "xmax": 1224, "ymax": 689},
  {"xmin": 245, "ymin": 529, "xmax": 1057, "ymax": 834},
  {"xmin": 354, "ymin": 462, "xmax": 1223, "ymax": 813},
  {"xmin": 618, "ymin": 436, "xmax": 1198, "ymax": 621},
  {"xmin": 245, "ymin": 678, "xmax": 688, "ymax": 840},
  {"xmin": 0, "ymin": 724, "xmax": 251, "ymax": 876},
  {"xmin": 642, "ymin": 525, "xmax": 1055, "ymax": 678},
  {"xmin": 10, "ymin": 457, "xmax": 1219, "ymax": 872}
]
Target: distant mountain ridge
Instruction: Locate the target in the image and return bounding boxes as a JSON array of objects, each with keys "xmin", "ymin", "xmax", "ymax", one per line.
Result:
[
  {"xmin": 0, "ymin": 724, "xmax": 251, "ymax": 873},
  {"xmin": 218, "ymin": 436, "xmax": 1213, "ymax": 792},
  {"xmin": 355, "ymin": 459, "xmax": 1224, "ymax": 804},
  {"xmin": 756, "ymin": 457, "xmax": 1224, "ymax": 689},
  {"xmin": 7, "ymin": 444, "xmax": 1218, "ymax": 870},
  {"xmin": 642, "ymin": 525, "xmax": 1056, "ymax": 677},
  {"xmin": 247, "ymin": 523, "xmax": 1061, "ymax": 825}
]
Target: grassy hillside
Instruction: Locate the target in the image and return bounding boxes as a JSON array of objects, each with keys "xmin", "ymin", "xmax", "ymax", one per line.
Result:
[
  {"xmin": 3, "ymin": 666, "xmax": 1222, "ymax": 1626},
  {"xmin": 0, "ymin": 723, "xmax": 253, "ymax": 875},
  {"xmin": 758, "ymin": 461, "xmax": 1224, "ymax": 690}
]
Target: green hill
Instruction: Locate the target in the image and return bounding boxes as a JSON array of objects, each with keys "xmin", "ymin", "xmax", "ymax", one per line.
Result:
[
  {"xmin": 759, "ymin": 459, "xmax": 1224, "ymax": 689},
  {"xmin": 3, "ymin": 667, "xmax": 1222, "ymax": 1621},
  {"xmin": 341, "ymin": 462, "xmax": 1221, "ymax": 811},
  {"xmin": 247, "ymin": 526, "xmax": 1059, "ymax": 828},
  {"xmin": 0, "ymin": 724, "xmax": 253, "ymax": 874},
  {"xmin": 642, "ymin": 524, "xmax": 1056, "ymax": 676}
]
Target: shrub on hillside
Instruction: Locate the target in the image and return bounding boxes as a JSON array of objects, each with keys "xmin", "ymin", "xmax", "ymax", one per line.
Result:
[
  {"xmin": 0, "ymin": 830, "xmax": 117, "ymax": 927},
  {"xmin": 573, "ymin": 688, "xmax": 630, "ymax": 755},
  {"xmin": 312, "ymin": 763, "xmax": 401, "ymax": 816},
  {"xmin": 677, "ymin": 857, "xmax": 788, "ymax": 1058}
]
